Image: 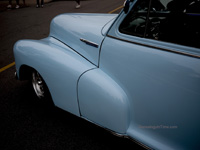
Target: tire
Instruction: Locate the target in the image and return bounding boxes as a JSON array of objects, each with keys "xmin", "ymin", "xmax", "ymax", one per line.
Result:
[{"xmin": 31, "ymin": 70, "xmax": 54, "ymax": 106}]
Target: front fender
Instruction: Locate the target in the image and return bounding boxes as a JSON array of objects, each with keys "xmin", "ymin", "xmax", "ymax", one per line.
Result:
[
  {"xmin": 50, "ymin": 13, "xmax": 117, "ymax": 66},
  {"xmin": 14, "ymin": 37, "xmax": 95, "ymax": 116}
]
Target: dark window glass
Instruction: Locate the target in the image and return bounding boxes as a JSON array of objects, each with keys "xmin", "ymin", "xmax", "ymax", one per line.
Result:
[
  {"xmin": 119, "ymin": 0, "xmax": 150, "ymax": 37},
  {"xmin": 120, "ymin": 0, "xmax": 200, "ymax": 48}
]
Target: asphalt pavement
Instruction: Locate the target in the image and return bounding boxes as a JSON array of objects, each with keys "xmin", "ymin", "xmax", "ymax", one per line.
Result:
[{"xmin": 0, "ymin": 0, "xmax": 145, "ymax": 149}]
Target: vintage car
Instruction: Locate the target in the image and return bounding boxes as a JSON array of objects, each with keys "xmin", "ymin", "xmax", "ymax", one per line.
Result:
[{"xmin": 14, "ymin": 0, "xmax": 200, "ymax": 149}]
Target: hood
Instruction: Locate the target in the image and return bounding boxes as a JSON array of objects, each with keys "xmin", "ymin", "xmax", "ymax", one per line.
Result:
[{"xmin": 50, "ymin": 13, "xmax": 117, "ymax": 66}]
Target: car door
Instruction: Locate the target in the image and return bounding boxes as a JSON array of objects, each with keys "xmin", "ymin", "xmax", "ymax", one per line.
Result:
[{"xmin": 99, "ymin": 0, "xmax": 200, "ymax": 149}]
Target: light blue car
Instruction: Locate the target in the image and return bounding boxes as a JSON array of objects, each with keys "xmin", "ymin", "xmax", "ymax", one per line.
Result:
[{"xmin": 14, "ymin": 0, "xmax": 200, "ymax": 149}]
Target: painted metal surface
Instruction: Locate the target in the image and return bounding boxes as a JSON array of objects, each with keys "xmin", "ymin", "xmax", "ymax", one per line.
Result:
[
  {"xmin": 78, "ymin": 68, "xmax": 130, "ymax": 134},
  {"xmin": 100, "ymin": 36, "xmax": 200, "ymax": 150},
  {"xmin": 14, "ymin": 37, "xmax": 95, "ymax": 116},
  {"xmin": 50, "ymin": 13, "xmax": 117, "ymax": 66},
  {"xmin": 102, "ymin": 2, "xmax": 200, "ymax": 149},
  {"xmin": 13, "ymin": 2, "xmax": 200, "ymax": 149}
]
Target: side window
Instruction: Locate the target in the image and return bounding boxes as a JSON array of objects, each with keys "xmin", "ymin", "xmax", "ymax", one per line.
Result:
[
  {"xmin": 119, "ymin": 0, "xmax": 150, "ymax": 37},
  {"xmin": 119, "ymin": 0, "xmax": 200, "ymax": 48}
]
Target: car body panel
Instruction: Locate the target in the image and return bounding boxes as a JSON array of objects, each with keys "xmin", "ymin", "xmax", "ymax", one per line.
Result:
[
  {"xmin": 50, "ymin": 13, "xmax": 117, "ymax": 66},
  {"xmin": 100, "ymin": 36, "xmax": 200, "ymax": 150},
  {"xmin": 14, "ymin": 37, "xmax": 96, "ymax": 116},
  {"xmin": 78, "ymin": 68, "xmax": 130, "ymax": 134}
]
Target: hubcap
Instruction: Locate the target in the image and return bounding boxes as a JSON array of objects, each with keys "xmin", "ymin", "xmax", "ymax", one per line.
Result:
[{"xmin": 32, "ymin": 71, "xmax": 45, "ymax": 99}]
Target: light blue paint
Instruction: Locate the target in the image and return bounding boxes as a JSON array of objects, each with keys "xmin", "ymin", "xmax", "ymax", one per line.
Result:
[
  {"xmin": 14, "ymin": 37, "xmax": 96, "ymax": 116},
  {"xmin": 100, "ymin": 36, "xmax": 200, "ymax": 149},
  {"xmin": 78, "ymin": 68, "xmax": 129, "ymax": 133},
  {"xmin": 13, "ymin": 2, "xmax": 200, "ymax": 149},
  {"xmin": 50, "ymin": 13, "xmax": 117, "ymax": 66}
]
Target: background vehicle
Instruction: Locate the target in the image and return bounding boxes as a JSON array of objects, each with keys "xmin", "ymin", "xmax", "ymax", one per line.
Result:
[{"xmin": 14, "ymin": 0, "xmax": 200, "ymax": 149}]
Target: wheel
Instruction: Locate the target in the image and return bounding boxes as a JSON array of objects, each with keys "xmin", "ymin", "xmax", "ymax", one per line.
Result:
[
  {"xmin": 32, "ymin": 70, "xmax": 46, "ymax": 99},
  {"xmin": 31, "ymin": 70, "xmax": 54, "ymax": 108},
  {"xmin": 31, "ymin": 70, "xmax": 53, "ymax": 101}
]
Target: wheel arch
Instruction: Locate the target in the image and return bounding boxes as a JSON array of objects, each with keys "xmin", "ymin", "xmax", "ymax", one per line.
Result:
[
  {"xmin": 17, "ymin": 64, "xmax": 55, "ymax": 105},
  {"xmin": 14, "ymin": 37, "xmax": 96, "ymax": 116},
  {"xmin": 18, "ymin": 64, "xmax": 33, "ymax": 80}
]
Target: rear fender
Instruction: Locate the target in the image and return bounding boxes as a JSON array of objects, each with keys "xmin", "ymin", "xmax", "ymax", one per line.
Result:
[{"xmin": 78, "ymin": 69, "xmax": 130, "ymax": 134}]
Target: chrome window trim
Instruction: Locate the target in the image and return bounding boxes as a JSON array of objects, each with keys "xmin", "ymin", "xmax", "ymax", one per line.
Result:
[{"xmin": 107, "ymin": 34, "xmax": 200, "ymax": 59}]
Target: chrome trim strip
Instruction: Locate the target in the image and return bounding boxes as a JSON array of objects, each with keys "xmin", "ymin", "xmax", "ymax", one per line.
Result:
[
  {"xmin": 107, "ymin": 35, "xmax": 200, "ymax": 59},
  {"xmin": 81, "ymin": 116, "xmax": 151, "ymax": 150},
  {"xmin": 108, "ymin": 130, "xmax": 152, "ymax": 150},
  {"xmin": 80, "ymin": 38, "xmax": 99, "ymax": 48},
  {"xmin": 50, "ymin": 36, "xmax": 97, "ymax": 67}
]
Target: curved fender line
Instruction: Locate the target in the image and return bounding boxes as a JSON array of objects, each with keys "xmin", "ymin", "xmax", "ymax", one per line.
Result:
[
  {"xmin": 14, "ymin": 38, "xmax": 96, "ymax": 116},
  {"xmin": 78, "ymin": 69, "xmax": 131, "ymax": 133},
  {"xmin": 76, "ymin": 67, "xmax": 97, "ymax": 116},
  {"xmin": 98, "ymin": 37, "xmax": 106, "ymax": 67}
]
